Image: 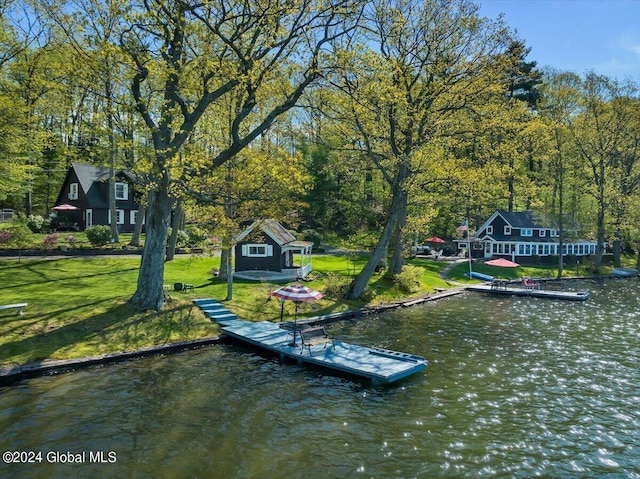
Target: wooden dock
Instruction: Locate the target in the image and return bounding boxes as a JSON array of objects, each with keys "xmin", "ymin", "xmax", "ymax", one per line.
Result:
[
  {"xmin": 193, "ymin": 299, "xmax": 427, "ymax": 386},
  {"xmin": 466, "ymin": 283, "xmax": 590, "ymax": 301}
]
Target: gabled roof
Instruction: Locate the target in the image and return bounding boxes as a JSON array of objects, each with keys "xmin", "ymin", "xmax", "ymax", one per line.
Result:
[
  {"xmin": 476, "ymin": 210, "xmax": 542, "ymax": 236},
  {"xmin": 72, "ymin": 162, "xmax": 134, "ymax": 194},
  {"xmin": 497, "ymin": 210, "xmax": 538, "ymax": 228},
  {"xmin": 471, "ymin": 210, "xmax": 590, "ymax": 244},
  {"xmin": 236, "ymin": 219, "xmax": 297, "ymax": 246}
]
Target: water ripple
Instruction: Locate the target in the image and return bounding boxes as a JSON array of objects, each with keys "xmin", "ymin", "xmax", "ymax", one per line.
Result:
[{"xmin": 2, "ymin": 281, "xmax": 640, "ymax": 477}]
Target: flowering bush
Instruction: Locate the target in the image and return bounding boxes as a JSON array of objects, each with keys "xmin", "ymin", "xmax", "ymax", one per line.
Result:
[
  {"xmin": 65, "ymin": 235, "xmax": 77, "ymax": 247},
  {"xmin": 43, "ymin": 233, "xmax": 59, "ymax": 249},
  {"xmin": 0, "ymin": 230, "xmax": 12, "ymax": 244},
  {"xmin": 26, "ymin": 214, "xmax": 45, "ymax": 233}
]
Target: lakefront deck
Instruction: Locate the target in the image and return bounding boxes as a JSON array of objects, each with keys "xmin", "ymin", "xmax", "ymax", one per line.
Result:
[
  {"xmin": 466, "ymin": 282, "xmax": 590, "ymax": 301},
  {"xmin": 193, "ymin": 298, "xmax": 427, "ymax": 386}
]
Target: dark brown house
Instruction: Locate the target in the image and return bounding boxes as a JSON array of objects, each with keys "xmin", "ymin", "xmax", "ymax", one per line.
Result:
[
  {"xmin": 234, "ymin": 219, "xmax": 313, "ymax": 279},
  {"xmin": 53, "ymin": 163, "xmax": 142, "ymax": 233}
]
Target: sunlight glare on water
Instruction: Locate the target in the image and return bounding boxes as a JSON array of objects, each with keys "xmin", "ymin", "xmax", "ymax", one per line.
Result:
[{"xmin": 1, "ymin": 279, "xmax": 639, "ymax": 478}]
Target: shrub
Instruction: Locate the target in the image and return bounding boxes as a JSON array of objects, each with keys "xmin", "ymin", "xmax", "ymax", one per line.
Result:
[
  {"xmin": 185, "ymin": 225, "xmax": 208, "ymax": 244},
  {"xmin": 322, "ymin": 273, "xmax": 351, "ymax": 299},
  {"xmin": 43, "ymin": 233, "xmax": 59, "ymax": 249},
  {"xmin": 86, "ymin": 225, "xmax": 113, "ymax": 246},
  {"xmin": 26, "ymin": 214, "xmax": 45, "ymax": 233},
  {"xmin": 167, "ymin": 228, "xmax": 190, "ymax": 249},
  {"xmin": 176, "ymin": 230, "xmax": 190, "ymax": 248},
  {"xmin": 393, "ymin": 264, "xmax": 424, "ymax": 293}
]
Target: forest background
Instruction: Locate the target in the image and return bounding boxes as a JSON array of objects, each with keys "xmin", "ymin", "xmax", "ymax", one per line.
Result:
[{"xmin": 1, "ymin": 0, "xmax": 639, "ymax": 310}]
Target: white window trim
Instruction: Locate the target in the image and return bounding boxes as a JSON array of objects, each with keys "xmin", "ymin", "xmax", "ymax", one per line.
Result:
[
  {"xmin": 504, "ymin": 226, "xmax": 511, "ymax": 235},
  {"xmin": 130, "ymin": 210, "xmax": 144, "ymax": 225},
  {"xmin": 241, "ymin": 243, "xmax": 273, "ymax": 257},
  {"xmin": 540, "ymin": 229, "xmax": 546, "ymax": 237},
  {"xmin": 487, "ymin": 226, "xmax": 493, "ymax": 234},
  {"xmin": 115, "ymin": 182, "xmax": 129, "ymax": 200},
  {"xmin": 69, "ymin": 183, "xmax": 78, "ymax": 200},
  {"xmin": 521, "ymin": 229, "xmax": 533, "ymax": 237},
  {"xmin": 108, "ymin": 209, "xmax": 125, "ymax": 225}
]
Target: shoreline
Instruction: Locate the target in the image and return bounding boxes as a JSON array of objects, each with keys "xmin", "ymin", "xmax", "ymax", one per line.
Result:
[
  {"xmin": 0, "ymin": 251, "xmax": 631, "ymax": 387},
  {"xmin": 0, "ymin": 288, "xmax": 466, "ymax": 386}
]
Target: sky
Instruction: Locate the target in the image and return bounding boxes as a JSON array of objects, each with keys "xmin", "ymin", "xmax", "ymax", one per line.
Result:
[{"xmin": 478, "ymin": 0, "xmax": 640, "ymax": 80}]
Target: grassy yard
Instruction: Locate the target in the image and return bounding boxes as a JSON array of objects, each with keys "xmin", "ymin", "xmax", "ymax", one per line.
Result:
[
  {"xmin": 2, "ymin": 250, "xmax": 630, "ymax": 369},
  {"xmin": 0, "ymin": 253, "xmax": 451, "ymax": 368}
]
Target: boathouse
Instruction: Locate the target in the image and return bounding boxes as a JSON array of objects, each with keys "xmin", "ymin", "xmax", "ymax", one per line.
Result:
[{"xmin": 234, "ymin": 219, "xmax": 313, "ymax": 280}]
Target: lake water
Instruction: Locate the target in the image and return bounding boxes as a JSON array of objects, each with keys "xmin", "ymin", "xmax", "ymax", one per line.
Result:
[{"xmin": 1, "ymin": 279, "xmax": 639, "ymax": 478}]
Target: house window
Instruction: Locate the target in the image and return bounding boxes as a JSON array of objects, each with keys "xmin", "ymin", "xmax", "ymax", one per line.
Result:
[
  {"xmin": 243, "ymin": 244, "xmax": 273, "ymax": 257},
  {"xmin": 521, "ymin": 229, "xmax": 533, "ymax": 237},
  {"xmin": 540, "ymin": 230, "xmax": 546, "ymax": 237},
  {"xmin": 130, "ymin": 210, "xmax": 144, "ymax": 225},
  {"xmin": 108, "ymin": 209, "xmax": 125, "ymax": 225},
  {"xmin": 69, "ymin": 183, "xmax": 78, "ymax": 200},
  {"xmin": 550, "ymin": 229, "xmax": 558, "ymax": 237},
  {"xmin": 504, "ymin": 226, "xmax": 511, "ymax": 235},
  {"xmin": 487, "ymin": 226, "xmax": 493, "ymax": 234},
  {"xmin": 115, "ymin": 183, "xmax": 129, "ymax": 200}
]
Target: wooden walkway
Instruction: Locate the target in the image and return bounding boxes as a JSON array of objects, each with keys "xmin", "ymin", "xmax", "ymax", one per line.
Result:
[{"xmin": 193, "ymin": 299, "xmax": 427, "ymax": 386}]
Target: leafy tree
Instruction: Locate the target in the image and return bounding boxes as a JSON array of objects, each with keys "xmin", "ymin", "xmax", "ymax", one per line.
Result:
[
  {"xmin": 326, "ymin": 0, "xmax": 512, "ymax": 298},
  {"xmin": 565, "ymin": 73, "xmax": 638, "ymax": 269}
]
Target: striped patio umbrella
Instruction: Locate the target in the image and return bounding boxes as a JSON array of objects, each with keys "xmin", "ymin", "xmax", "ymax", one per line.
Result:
[{"xmin": 270, "ymin": 284, "xmax": 324, "ymax": 347}]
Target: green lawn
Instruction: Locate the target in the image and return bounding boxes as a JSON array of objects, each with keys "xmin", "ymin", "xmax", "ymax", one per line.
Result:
[
  {"xmin": 0, "ymin": 253, "xmax": 451, "ymax": 368},
  {"xmin": 1, "ymin": 251, "xmax": 630, "ymax": 368}
]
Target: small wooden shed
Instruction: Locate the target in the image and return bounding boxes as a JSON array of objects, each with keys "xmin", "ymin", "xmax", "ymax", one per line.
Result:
[{"xmin": 234, "ymin": 219, "xmax": 313, "ymax": 279}]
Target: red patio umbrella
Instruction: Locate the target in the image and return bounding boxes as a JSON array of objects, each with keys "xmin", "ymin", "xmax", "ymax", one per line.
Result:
[
  {"xmin": 485, "ymin": 258, "xmax": 519, "ymax": 268},
  {"xmin": 269, "ymin": 284, "xmax": 324, "ymax": 347},
  {"xmin": 52, "ymin": 203, "xmax": 79, "ymax": 211},
  {"xmin": 425, "ymin": 236, "xmax": 445, "ymax": 243}
]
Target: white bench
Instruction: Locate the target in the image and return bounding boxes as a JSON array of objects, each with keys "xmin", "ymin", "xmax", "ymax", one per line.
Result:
[{"xmin": 0, "ymin": 303, "xmax": 28, "ymax": 315}]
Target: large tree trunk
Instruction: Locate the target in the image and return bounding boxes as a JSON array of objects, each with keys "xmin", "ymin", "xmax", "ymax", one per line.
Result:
[
  {"xmin": 130, "ymin": 187, "xmax": 173, "ymax": 311},
  {"xmin": 595, "ymin": 206, "xmax": 606, "ymax": 269},
  {"xmin": 166, "ymin": 199, "xmax": 183, "ymax": 261},
  {"xmin": 612, "ymin": 225, "xmax": 622, "ymax": 268},
  {"xmin": 347, "ymin": 185, "xmax": 404, "ymax": 299},
  {"xmin": 555, "ymin": 130, "xmax": 564, "ymax": 279},
  {"xmin": 129, "ymin": 203, "xmax": 146, "ymax": 247},
  {"xmin": 106, "ymin": 76, "xmax": 119, "ymax": 243},
  {"xmin": 219, "ymin": 248, "xmax": 231, "ymax": 279},
  {"xmin": 388, "ymin": 191, "xmax": 407, "ymax": 275},
  {"xmin": 224, "ymin": 248, "xmax": 233, "ymax": 301}
]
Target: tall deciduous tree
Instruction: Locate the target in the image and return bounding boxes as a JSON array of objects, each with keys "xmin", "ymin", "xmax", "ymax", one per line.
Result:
[
  {"xmin": 120, "ymin": 0, "xmax": 361, "ymax": 310},
  {"xmin": 326, "ymin": 0, "xmax": 511, "ymax": 298},
  {"xmin": 565, "ymin": 73, "xmax": 638, "ymax": 269}
]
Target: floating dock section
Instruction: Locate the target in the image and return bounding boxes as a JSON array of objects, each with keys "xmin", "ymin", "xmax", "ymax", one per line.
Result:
[
  {"xmin": 193, "ymin": 299, "xmax": 427, "ymax": 386},
  {"xmin": 466, "ymin": 283, "xmax": 590, "ymax": 301}
]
